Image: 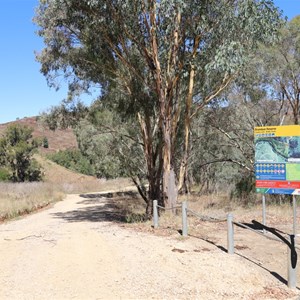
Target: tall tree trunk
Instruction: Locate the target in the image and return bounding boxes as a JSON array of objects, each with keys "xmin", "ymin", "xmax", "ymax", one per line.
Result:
[
  {"xmin": 162, "ymin": 117, "xmax": 178, "ymax": 211},
  {"xmin": 138, "ymin": 113, "xmax": 163, "ymax": 216},
  {"xmin": 178, "ymin": 64, "xmax": 195, "ymax": 193},
  {"xmin": 178, "ymin": 36, "xmax": 200, "ymax": 193},
  {"xmin": 149, "ymin": 1, "xmax": 178, "ymax": 210}
]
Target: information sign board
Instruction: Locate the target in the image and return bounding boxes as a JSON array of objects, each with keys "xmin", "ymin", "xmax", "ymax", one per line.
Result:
[{"xmin": 255, "ymin": 125, "xmax": 300, "ymax": 194}]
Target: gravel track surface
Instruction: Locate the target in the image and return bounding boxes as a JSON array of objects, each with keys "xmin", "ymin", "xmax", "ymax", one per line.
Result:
[{"xmin": 0, "ymin": 193, "xmax": 299, "ymax": 300}]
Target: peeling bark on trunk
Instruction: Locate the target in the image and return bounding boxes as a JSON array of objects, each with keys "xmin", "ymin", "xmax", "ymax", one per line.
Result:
[
  {"xmin": 149, "ymin": 3, "xmax": 178, "ymax": 210},
  {"xmin": 178, "ymin": 63, "xmax": 196, "ymax": 193},
  {"xmin": 137, "ymin": 113, "xmax": 163, "ymax": 216},
  {"xmin": 162, "ymin": 119, "xmax": 178, "ymax": 211}
]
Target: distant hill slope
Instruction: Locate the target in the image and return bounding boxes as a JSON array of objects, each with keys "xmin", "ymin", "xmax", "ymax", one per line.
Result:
[
  {"xmin": 34, "ymin": 154, "xmax": 96, "ymax": 184},
  {"xmin": 34, "ymin": 154, "xmax": 132, "ymax": 189},
  {"xmin": 0, "ymin": 116, "xmax": 78, "ymax": 154}
]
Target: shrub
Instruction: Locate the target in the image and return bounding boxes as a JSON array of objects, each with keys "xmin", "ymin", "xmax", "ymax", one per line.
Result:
[
  {"xmin": 43, "ymin": 137, "xmax": 49, "ymax": 148},
  {"xmin": 0, "ymin": 124, "xmax": 43, "ymax": 182},
  {"xmin": 230, "ymin": 175, "xmax": 257, "ymax": 206},
  {"xmin": 47, "ymin": 149, "xmax": 94, "ymax": 176},
  {"xmin": 0, "ymin": 168, "xmax": 10, "ymax": 182}
]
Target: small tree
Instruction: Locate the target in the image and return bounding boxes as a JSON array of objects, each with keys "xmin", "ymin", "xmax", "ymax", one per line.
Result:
[
  {"xmin": 0, "ymin": 124, "xmax": 43, "ymax": 182},
  {"xmin": 43, "ymin": 137, "xmax": 49, "ymax": 148}
]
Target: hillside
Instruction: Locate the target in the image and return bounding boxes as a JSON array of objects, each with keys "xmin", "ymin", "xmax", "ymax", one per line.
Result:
[
  {"xmin": 0, "ymin": 116, "xmax": 133, "ymax": 187},
  {"xmin": 0, "ymin": 116, "xmax": 77, "ymax": 154}
]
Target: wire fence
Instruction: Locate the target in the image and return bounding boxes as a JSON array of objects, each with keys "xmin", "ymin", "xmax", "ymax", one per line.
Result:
[
  {"xmin": 156, "ymin": 204, "xmax": 181, "ymax": 211},
  {"xmin": 233, "ymin": 221, "xmax": 283, "ymax": 243},
  {"xmin": 152, "ymin": 199, "xmax": 298, "ymax": 289},
  {"xmin": 186, "ymin": 208, "xmax": 227, "ymax": 223}
]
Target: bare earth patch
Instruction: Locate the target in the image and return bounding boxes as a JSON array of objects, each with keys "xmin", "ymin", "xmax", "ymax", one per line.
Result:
[{"xmin": 0, "ymin": 193, "xmax": 300, "ymax": 300}]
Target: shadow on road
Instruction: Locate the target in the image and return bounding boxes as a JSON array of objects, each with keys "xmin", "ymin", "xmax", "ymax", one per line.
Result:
[
  {"xmin": 188, "ymin": 234, "xmax": 228, "ymax": 253},
  {"xmin": 52, "ymin": 192, "xmax": 145, "ymax": 223},
  {"xmin": 235, "ymin": 252, "xmax": 292, "ymax": 288},
  {"xmin": 188, "ymin": 232, "xmax": 300, "ymax": 289},
  {"xmin": 52, "ymin": 192, "xmax": 127, "ymax": 223},
  {"xmin": 79, "ymin": 191, "xmax": 138, "ymax": 199},
  {"xmin": 51, "ymin": 202, "xmax": 126, "ymax": 223}
]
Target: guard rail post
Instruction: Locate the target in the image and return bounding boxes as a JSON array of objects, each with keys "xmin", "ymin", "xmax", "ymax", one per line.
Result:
[
  {"xmin": 288, "ymin": 235, "xmax": 297, "ymax": 289},
  {"xmin": 182, "ymin": 201, "xmax": 188, "ymax": 237},
  {"xmin": 227, "ymin": 213, "xmax": 234, "ymax": 254},
  {"xmin": 153, "ymin": 200, "xmax": 159, "ymax": 229}
]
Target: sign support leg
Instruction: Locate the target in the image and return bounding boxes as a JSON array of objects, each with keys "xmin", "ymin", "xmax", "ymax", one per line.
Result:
[
  {"xmin": 288, "ymin": 235, "xmax": 297, "ymax": 289},
  {"xmin": 293, "ymin": 195, "xmax": 297, "ymax": 237},
  {"xmin": 262, "ymin": 195, "xmax": 266, "ymax": 234}
]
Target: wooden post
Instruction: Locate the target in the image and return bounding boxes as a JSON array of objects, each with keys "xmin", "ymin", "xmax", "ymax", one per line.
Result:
[
  {"xmin": 227, "ymin": 213, "xmax": 234, "ymax": 254},
  {"xmin": 153, "ymin": 200, "xmax": 159, "ymax": 229},
  {"xmin": 182, "ymin": 201, "xmax": 188, "ymax": 237}
]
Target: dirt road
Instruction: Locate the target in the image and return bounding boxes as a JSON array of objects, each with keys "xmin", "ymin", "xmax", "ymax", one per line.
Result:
[{"xmin": 0, "ymin": 193, "xmax": 299, "ymax": 299}]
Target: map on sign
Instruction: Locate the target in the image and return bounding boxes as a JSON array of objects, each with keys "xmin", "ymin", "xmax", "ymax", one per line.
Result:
[{"xmin": 255, "ymin": 126, "xmax": 300, "ymax": 195}]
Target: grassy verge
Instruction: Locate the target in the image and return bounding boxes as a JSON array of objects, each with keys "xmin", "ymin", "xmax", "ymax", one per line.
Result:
[
  {"xmin": 0, "ymin": 177, "xmax": 133, "ymax": 222},
  {"xmin": 120, "ymin": 192, "xmax": 297, "ymax": 236},
  {"xmin": 0, "ymin": 182, "xmax": 64, "ymax": 221},
  {"xmin": 1, "ymin": 175, "xmax": 295, "ymax": 228}
]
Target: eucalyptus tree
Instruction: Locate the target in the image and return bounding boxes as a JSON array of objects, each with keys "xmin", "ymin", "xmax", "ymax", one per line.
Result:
[
  {"xmin": 255, "ymin": 16, "xmax": 300, "ymax": 125},
  {"xmin": 35, "ymin": 0, "xmax": 282, "ymax": 210},
  {"xmin": 189, "ymin": 85, "xmax": 285, "ymax": 198}
]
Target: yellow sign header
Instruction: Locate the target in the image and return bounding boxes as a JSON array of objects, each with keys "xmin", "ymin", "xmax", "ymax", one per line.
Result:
[{"xmin": 254, "ymin": 125, "xmax": 300, "ymax": 137}]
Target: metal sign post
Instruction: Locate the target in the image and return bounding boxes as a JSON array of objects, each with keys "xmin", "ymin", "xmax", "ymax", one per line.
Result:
[
  {"xmin": 262, "ymin": 195, "xmax": 266, "ymax": 234},
  {"xmin": 254, "ymin": 125, "xmax": 300, "ymax": 289},
  {"xmin": 293, "ymin": 195, "xmax": 297, "ymax": 237}
]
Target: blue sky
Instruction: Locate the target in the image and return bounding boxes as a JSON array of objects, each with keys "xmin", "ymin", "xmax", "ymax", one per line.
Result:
[{"xmin": 0, "ymin": 0, "xmax": 299, "ymax": 124}]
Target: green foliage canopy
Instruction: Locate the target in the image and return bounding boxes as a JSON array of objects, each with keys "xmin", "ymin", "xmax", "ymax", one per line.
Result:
[
  {"xmin": 34, "ymin": 0, "xmax": 282, "ymax": 104},
  {"xmin": 47, "ymin": 148, "xmax": 95, "ymax": 176},
  {"xmin": 247, "ymin": 15, "xmax": 300, "ymax": 125},
  {"xmin": 0, "ymin": 124, "xmax": 43, "ymax": 182}
]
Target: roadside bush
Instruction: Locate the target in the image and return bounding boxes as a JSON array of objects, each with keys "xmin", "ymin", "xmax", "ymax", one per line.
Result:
[
  {"xmin": 0, "ymin": 168, "xmax": 10, "ymax": 182},
  {"xmin": 0, "ymin": 124, "xmax": 43, "ymax": 182},
  {"xmin": 43, "ymin": 137, "xmax": 49, "ymax": 148},
  {"xmin": 230, "ymin": 175, "xmax": 257, "ymax": 206},
  {"xmin": 47, "ymin": 149, "xmax": 95, "ymax": 176}
]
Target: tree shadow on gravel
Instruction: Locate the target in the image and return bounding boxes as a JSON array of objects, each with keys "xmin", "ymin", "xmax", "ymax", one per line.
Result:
[
  {"xmin": 79, "ymin": 191, "xmax": 138, "ymax": 199},
  {"xmin": 52, "ymin": 193, "xmax": 145, "ymax": 223},
  {"xmin": 235, "ymin": 252, "xmax": 292, "ymax": 288},
  {"xmin": 51, "ymin": 203, "xmax": 127, "ymax": 223},
  {"xmin": 188, "ymin": 234, "xmax": 227, "ymax": 253},
  {"xmin": 79, "ymin": 193, "xmax": 114, "ymax": 199},
  {"xmin": 187, "ymin": 233, "xmax": 299, "ymax": 288},
  {"xmin": 77, "ymin": 199, "xmax": 106, "ymax": 205}
]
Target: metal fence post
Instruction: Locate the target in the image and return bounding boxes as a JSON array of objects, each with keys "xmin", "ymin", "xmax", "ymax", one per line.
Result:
[
  {"xmin": 153, "ymin": 200, "xmax": 159, "ymax": 229},
  {"xmin": 288, "ymin": 235, "xmax": 297, "ymax": 289},
  {"xmin": 227, "ymin": 213, "xmax": 234, "ymax": 254},
  {"xmin": 182, "ymin": 201, "xmax": 188, "ymax": 237}
]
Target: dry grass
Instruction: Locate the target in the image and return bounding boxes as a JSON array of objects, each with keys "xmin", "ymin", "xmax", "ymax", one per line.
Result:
[
  {"xmin": 35, "ymin": 154, "xmax": 132, "ymax": 192},
  {"xmin": 0, "ymin": 182, "xmax": 64, "ymax": 221},
  {"xmin": 0, "ymin": 177, "xmax": 134, "ymax": 222},
  {"xmin": 1, "ymin": 152, "xmax": 297, "ymax": 229},
  {"xmin": 0, "ymin": 118, "xmax": 131, "ymax": 221},
  {"xmin": 0, "ymin": 154, "xmax": 133, "ymax": 222},
  {"xmin": 121, "ymin": 191, "xmax": 299, "ymax": 238}
]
